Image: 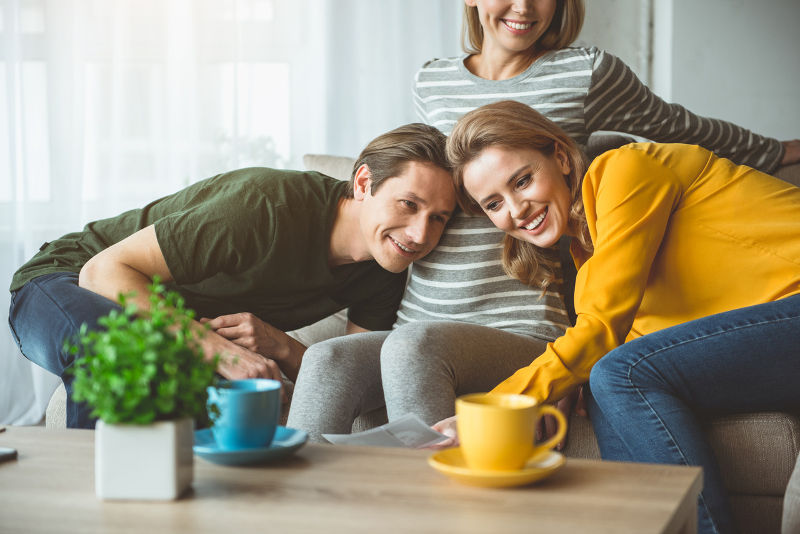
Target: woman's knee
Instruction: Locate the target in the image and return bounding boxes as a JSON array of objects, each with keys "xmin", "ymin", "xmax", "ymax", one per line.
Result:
[
  {"xmin": 380, "ymin": 321, "xmax": 452, "ymax": 371},
  {"xmin": 588, "ymin": 347, "xmax": 635, "ymax": 400},
  {"xmin": 297, "ymin": 331, "xmax": 386, "ymax": 385},
  {"xmin": 590, "ymin": 339, "xmax": 678, "ymax": 405},
  {"xmin": 299, "ymin": 338, "xmax": 361, "ymax": 380}
]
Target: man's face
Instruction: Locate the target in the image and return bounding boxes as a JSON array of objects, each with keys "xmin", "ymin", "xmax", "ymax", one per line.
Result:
[{"xmin": 355, "ymin": 161, "xmax": 456, "ymax": 273}]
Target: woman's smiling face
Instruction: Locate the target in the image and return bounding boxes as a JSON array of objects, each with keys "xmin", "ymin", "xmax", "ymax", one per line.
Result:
[
  {"xmin": 461, "ymin": 144, "xmax": 573, "ymax": 248},
  {"xmin": 466, "ymin": 0, "xmax": 557, "ymax": 56}
]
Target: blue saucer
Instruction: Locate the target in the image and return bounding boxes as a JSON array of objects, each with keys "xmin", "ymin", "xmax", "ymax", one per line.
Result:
[{"xmin": 193, "ymin": 426, "xmax": 308, "ymax": 466}]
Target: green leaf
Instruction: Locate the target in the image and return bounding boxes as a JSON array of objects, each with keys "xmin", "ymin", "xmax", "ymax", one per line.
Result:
[{"xmin": 64, "ymin": 281, "xmax": 217, "ymax": 424}]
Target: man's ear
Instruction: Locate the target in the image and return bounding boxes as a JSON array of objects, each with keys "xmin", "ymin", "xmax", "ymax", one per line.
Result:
[
  {"xmin": 554, "ymin": 143, "xmax": 571, "ymax": 175},
  {"xmin": 353, "ymin": 164, "xmax": 373, "ymax": 201}
]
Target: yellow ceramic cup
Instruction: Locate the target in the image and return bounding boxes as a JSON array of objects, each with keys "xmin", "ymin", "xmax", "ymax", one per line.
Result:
[{"xmin": 456, "ymin": 393, "xmax": 567, "ymax": 471}]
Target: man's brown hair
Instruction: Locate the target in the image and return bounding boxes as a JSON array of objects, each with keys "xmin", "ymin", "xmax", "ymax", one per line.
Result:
[{"xmin": 346, "ymin": 123, "xmax": 450, "ymax": 198}]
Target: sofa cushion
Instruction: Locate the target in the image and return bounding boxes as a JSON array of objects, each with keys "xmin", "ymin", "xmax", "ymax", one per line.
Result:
[
  {"xmin": 563, "ymin": 412, "xmax": 601, "ymax": 459},
  {"xmin": 287, "ymin": 311, "xmax": 347, "ymax": 347},
  {"xmin": 708, "ymin": 413, "xmax": 800, "ymax": 496},
  {"xmin": 302, "ymin": 154, "xmax": 355, "ymax": 182},
  {"xmin": 774, "ymin": 162, "xmax": 800, "ymax": 187},
  {"xmin": 585, "ymin": 133, "xmax": 636, "ymax": 160},
  {"xmin": 563, "ymin": 411, "xmax": 800, "ymax": 497},
  {"xmin": 782, "ymin": 453, "xmax": 800, "ymax": 534},
  {"xmin": 733, "ymin": 495, "xmax": 784, "ymax": 534}
]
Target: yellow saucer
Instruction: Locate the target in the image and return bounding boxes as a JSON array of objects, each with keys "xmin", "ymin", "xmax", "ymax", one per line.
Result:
[{"xmin": 428, "ymin": 447, "xmax": 565, "ymax": 488}]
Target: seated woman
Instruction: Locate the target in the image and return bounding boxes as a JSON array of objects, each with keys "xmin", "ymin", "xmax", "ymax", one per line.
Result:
[{"xmin": 439, "ymin": 100, "xmax": 800, "ymax": 534}]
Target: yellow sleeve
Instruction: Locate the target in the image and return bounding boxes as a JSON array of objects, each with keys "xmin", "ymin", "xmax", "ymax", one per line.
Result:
[{"xmin": 492, "ymin": 145, "xmax": 698, "ymax": 403}]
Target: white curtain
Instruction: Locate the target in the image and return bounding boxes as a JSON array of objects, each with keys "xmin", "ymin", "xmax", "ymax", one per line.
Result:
[{"xmin": 0, "ymin": 0, "xmax": 461, "ymax": 425}]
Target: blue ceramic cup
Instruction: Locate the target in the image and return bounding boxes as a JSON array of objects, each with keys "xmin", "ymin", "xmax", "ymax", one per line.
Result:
[{"xmin": 206, "ymin": 379, "xmax": 281, "ymax": 450}]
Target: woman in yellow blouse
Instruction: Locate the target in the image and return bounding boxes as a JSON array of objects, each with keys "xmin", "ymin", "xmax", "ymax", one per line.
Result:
[{"xmin": 441, "ymin": 100, "xmax": 800, "ymax": 534}]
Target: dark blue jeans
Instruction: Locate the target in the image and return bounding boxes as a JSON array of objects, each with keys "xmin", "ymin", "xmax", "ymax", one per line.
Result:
[
  {"xmin": 8, "ymin": 272, "xmax": 122, "ymax": 429},
  {"xmin": 586, "ymin": 294, "xmax": 800, "ymax": 534}
]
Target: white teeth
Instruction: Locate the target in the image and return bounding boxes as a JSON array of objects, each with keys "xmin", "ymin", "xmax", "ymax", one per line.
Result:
[
  {"xmin": 524, "ymin": 211, "xmax": 546, "ymax": 230},
  {"xmin": 505, "ymin": 21, "xmax": 532, "ymax": 30},
  {"xmin": 391, "ymin": 238, "xmax": 414, "ymax": 253}
]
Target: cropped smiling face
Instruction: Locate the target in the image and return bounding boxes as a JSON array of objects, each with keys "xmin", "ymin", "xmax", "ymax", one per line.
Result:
[
  {"xmin": 467, "ymin": 0, "xmax": 557, "ymax": 56},
  {"xmin": 461, "ymin": 144, "xmax": 572, "ymax": 249},
  {"xmin": 354, "ymin": 161, "xmax": 456, "ymax": 273}
]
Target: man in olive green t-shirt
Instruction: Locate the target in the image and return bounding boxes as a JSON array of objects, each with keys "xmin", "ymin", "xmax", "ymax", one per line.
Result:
[{"xmin": 8, "ymin": 123, "xmax": 456, "ymax": 429}]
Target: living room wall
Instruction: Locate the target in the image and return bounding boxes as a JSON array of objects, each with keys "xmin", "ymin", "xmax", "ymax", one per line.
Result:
[
  {"xmin": 654, "ymin": 0, "xmax": 798, "ymax": 140},
  {"xmin": 579, "ymin": 0, "xmax": 650, "ymax": 83},
  {"xmin": 583, "ymin": 0, "xmax": 799, "ymax": 141}
]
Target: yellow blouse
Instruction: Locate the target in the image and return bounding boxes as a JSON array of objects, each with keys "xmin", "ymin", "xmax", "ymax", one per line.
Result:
[{"xmin": 493, "ymin": 143, "xmax": 800, "ymax": 403}]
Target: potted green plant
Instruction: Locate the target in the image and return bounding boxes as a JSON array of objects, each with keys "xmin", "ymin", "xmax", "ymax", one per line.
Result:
[{"xmin": 66, "ymin": 277, "xmax": 217, "ymax": 500}]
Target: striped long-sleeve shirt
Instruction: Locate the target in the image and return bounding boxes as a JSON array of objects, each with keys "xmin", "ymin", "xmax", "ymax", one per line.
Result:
[{"xmin": 394, "ymin": 46, "xmax": 783, "ymax": 340}]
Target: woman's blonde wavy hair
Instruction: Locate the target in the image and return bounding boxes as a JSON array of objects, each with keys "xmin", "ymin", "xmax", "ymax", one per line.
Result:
[
  {"xmin": 462, "ymin": 0, "xmax": 585, "ymax": 55},
  {"xmin": 446, "ymin": 100, "xmax": 592, "ymax": 291}
]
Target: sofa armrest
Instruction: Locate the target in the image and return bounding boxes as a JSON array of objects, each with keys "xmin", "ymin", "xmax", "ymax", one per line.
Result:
[{"xmin": 45, "ymin": 383, "xmax": 67, "ymax": 429}]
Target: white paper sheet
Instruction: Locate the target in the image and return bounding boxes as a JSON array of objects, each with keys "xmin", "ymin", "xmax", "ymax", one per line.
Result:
[{"xmin": 322, "ymin": 413, "xmax": 448, "ymax": 448}]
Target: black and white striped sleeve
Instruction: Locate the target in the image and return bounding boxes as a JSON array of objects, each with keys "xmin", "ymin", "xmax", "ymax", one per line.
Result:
[{"xmin": 584, "ymin": 50, "xmax": 783, "ymax": 173}]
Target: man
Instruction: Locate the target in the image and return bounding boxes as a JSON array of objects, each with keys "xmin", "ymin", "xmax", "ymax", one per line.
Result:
[{"xmin": 7, "ymin": 123, "xmax": 456, "ymax": 429}]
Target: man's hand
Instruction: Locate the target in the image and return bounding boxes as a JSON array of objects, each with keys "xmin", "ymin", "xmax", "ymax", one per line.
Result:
[
  {"xmin": 201, "ymin": 328, "xmax": 286, "ymax": 402},
  {"xmin": 202, "ymin": 312, "xmax": 286, "ymax": 359},
  {"xmin": 202, "ymin": 312, "xmax": 307, "ymax": 382},
  {"xmin": 200, "ymin": 327, "xmax": 281, "ymax": 380},
  {"xmin": 780, "ymin": 139, "xmax": 800, "ymax": 166},
  {"xmin": 215, "ymin": 344, "xmax": 282, "ymax": 381}
]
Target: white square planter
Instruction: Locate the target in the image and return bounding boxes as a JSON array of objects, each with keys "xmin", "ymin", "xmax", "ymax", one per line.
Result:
[{"xmin": 95, "ymin": 417, "xmax": 194, "ymax": 500}]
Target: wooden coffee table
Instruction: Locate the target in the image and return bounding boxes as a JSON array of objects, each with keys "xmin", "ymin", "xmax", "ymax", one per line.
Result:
[{"xmin": 0, "ymin": 426, "xmax": 701, "ymax": 533}]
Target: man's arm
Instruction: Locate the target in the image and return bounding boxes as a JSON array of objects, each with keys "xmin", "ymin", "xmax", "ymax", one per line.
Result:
[
  {"xmin": 78, "ymin": 225, "xmax": 283, "ymax": 382},
  {"xmin": 205, "ymin": 316, "xmax": 370, "ymax": 383}
]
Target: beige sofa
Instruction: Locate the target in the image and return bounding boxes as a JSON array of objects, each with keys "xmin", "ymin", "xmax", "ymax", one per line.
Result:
[{"xmin": 46, "ymin": 145, "xmax": 800, "ymax": 534}]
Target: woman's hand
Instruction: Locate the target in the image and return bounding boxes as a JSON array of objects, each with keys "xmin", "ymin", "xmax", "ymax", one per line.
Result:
[
  {"xmin": 426, "ymin": 415, "xmax": 459, "ymax": 449},
  {"xmin": 780, "ymin": 139, "xmax": 800, "ymax": 166},
  {"xmin": 537, "ymin": 385, "xmax": 587, "ymax": 451}
]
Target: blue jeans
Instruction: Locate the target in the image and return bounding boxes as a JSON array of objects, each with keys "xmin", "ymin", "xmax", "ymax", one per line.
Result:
[
  {"xmin": 586, "ymin": 294, "xmax": 800, "ymax": 534},
  {"xmin": 8, "ymin": 272, "xmax": 122, "ymax": 429}
]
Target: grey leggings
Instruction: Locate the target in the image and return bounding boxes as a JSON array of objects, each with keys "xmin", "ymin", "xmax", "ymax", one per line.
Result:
[{"xmin": 287, "ymin": 321, "xmax": 549, "ymax": 443}]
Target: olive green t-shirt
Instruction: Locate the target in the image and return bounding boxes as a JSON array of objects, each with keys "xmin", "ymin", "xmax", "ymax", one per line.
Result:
[{"xmin": 10, "ymin": 168, "xmax": 406, "ymax": 331}]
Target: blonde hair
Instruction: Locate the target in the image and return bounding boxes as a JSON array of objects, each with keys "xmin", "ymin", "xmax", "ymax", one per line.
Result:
[
  {"xmin": 446, "ymin": 100, "xmax": 592, "ymax": 290},
  {"xmin": 462, "ymin": 0, "xmax": 585, "ymax": 55}
]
